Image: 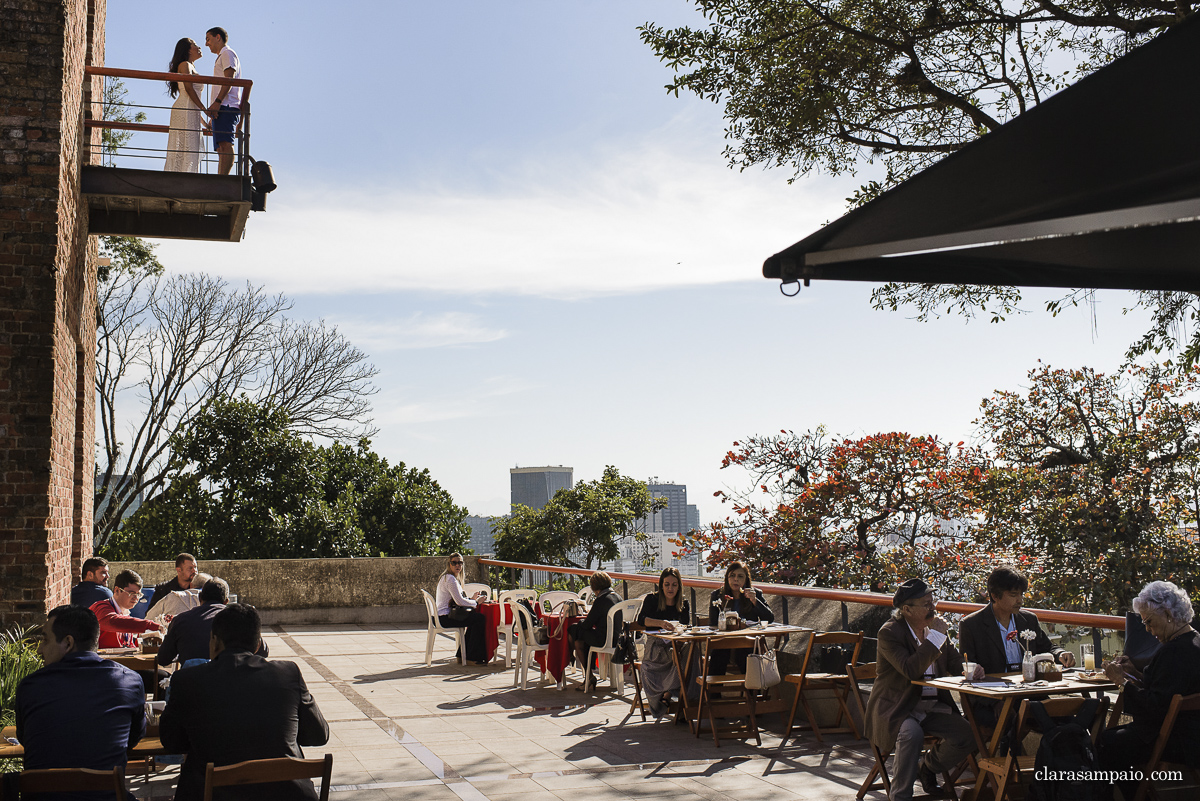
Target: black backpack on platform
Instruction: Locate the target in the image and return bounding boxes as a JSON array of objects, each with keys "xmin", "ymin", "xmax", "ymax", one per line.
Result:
[{"xmin": 1026, "ymin": 698, "xmax": 1102, "ymax": 801}]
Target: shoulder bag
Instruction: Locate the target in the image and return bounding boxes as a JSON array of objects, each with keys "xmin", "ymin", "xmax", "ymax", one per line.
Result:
[{"xmin": 745, "ymin": 637, "xmax": 781, "ymax": 690}]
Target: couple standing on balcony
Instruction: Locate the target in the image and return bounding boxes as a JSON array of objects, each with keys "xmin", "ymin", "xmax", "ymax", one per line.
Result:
[{"xmin": 164, "ymin": 27, "xmax": 241, "ymax": 175}]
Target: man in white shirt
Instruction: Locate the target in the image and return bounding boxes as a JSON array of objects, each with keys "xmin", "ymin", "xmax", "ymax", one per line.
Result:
[{"xmin": 204, "ymin": 26, "xmax": 241, "ymax": 175}]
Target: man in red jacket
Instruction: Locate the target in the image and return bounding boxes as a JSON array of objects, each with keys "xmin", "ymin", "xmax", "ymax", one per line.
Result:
[{"xmin": 90, "ymin": 569, "xmax": 167, "ymax": 648}]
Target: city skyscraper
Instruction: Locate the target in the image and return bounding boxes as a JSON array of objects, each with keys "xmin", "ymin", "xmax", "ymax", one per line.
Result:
[
  {"xmin": 642, "ymin": 481, "xmax": 689, "ymax": 533},
  {"xmin": 510, "ymin": 466, "xmax": 574, "ymax": 511},
  {"xmin": 464, "ymin": 515, "xmax": 497, "ymax": 555}
]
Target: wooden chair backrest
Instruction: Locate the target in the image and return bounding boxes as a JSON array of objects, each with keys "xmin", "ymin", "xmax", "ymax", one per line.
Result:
[
  {"xmin": 1144, "ymin": 693, "xmax": 1200, "ymax": 776},
  {"xmin": 705, "ymin": 635, "xmax": 760, "ymax": 651},
  {"xmin": 799, "ymin": 630, "xmax": 863, "ymax": 675},
  {"xmin": 1014, "ymin": 696, "xmax": 1110, "ymax": 746},
  {"xmin": 203, "ymin": 754, "xmax": 333, "ymax": 801},
  {"xmin": 846, "ymin": 661, "xmax": 877, "ymax": 718},
  {"xmin": 20, "ymin": 766, "xmax": 126, "ymax": 799}
]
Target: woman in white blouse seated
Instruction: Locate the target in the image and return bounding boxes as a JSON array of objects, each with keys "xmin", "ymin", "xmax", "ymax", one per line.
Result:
[{"xmin": 435, "ymin": 553, "xmax": 489, "ymax": 665}]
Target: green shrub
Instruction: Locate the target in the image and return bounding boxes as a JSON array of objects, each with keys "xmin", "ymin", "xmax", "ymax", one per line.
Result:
[{"xmin": 0, "ymin": 625, "xmax": 42, "ymax": 770}]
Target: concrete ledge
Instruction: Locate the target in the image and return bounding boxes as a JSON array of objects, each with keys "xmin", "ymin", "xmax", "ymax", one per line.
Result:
[
  {"xmin": 106, "ymin": 556, "xmax": 485, "ymax": 621},
  {"xmin": 258, "ymin": 605, "xmax": 426, "ymax": 626}
]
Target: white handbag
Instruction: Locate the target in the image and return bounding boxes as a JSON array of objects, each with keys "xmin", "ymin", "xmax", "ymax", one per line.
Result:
[{"xmin": 745, "ymin": 638, "xmax": 781, "ymax": 690}]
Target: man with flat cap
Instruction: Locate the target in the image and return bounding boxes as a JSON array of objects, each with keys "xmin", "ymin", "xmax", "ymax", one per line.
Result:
[{"xmin": 864, "ymin": 578, "xmax": 977, "ymax": 800}]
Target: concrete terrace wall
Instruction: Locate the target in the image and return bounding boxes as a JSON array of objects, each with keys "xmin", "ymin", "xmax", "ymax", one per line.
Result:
[{"xmin": 107, "ymin": 555, "xmax": 487, "ymax": 625}]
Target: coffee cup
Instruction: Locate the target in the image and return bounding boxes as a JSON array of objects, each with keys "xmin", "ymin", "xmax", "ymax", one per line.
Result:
[{"xmin": 963, "ymin": 661, "xmax": 980, "ymax": 679}]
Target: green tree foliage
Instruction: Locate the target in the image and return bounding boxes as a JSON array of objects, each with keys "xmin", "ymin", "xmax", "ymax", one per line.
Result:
[
  {"xmin": 104, "ymin": 397, "xmax": 467, "ymax": 560},
  {"xmin": 493, "ymin": 466, "xmax": 667, "ymax": 571},
  {"xmin": 641, "ymin": 2, "xmax": 1179, "ymax": 184},
  {"xmin": 100, "ymin": 77, "xmax": 145, "ymax": 166},
  {"xmin": 973, "ymin": 364, "xmax": 1200, "ymax": 613},
  {"xmin": 322, "ymin": 440, "xmax": 469, "ymax": 557},
  {"xmin": 95, "ymin": 269, "xmax": 378, "ymax": 551},
  {"xmin": 642, "ymin": 3, "xmax": 1200, "ymax": 365},
  {"xmin": 682, "ymin": 365, "xmax": 1200, "ymax": 614}
]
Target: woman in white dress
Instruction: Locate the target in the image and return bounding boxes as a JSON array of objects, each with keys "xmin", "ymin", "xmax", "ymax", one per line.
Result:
[{"xmin": 164, "ymin": 38, "xmax": 207, "ymax": 172}]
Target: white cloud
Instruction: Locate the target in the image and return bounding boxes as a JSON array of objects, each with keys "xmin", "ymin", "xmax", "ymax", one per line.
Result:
[
  {"xmin": 330, "ymin": 312, "xmax": 507, "ymax": 351},
  {"xmin": 152, "ymin": 121, "xmax": 852, "ymax": 299},
  {"xmin": 373, "ymin": 375, "xmax": 533, "ymax": 426}
]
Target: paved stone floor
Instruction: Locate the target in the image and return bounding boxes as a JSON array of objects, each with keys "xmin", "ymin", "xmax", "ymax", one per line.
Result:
[{"xmin": 133, "ymin": 624, "xmax": 895, "ymax": 801}]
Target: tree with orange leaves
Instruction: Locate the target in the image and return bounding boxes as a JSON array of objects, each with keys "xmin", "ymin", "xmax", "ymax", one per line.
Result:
[{"xmin": 679, "ymin": 429, "xmax": 991, "ymax": 596}]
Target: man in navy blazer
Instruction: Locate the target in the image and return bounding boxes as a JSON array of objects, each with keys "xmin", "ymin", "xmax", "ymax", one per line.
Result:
[
  {"xmin": 160, "ymin": 603, "xmax": 329, "ymax": 801},
  {"xmin": 959, "ymin": 565, "xmax": 1074, "ymax": 725},
  {"xmin": 16, "ymin": 605, "xmax": 145, "ymax": 777}
]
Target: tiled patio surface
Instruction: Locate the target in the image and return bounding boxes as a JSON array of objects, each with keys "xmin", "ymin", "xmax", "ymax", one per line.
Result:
[{"xmin": 134, "ymin": 623, "xmax": 892, "ymax": 801}]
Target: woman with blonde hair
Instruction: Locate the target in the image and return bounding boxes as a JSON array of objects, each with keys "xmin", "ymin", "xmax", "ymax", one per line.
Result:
[{"xmin": 434, "ymin": 553, "xmax": 489, "ymax": 665}]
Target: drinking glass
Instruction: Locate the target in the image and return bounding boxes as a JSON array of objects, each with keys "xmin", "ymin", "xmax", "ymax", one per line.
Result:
[{"xmin": 1080, "ymin": 643, "xmax": 1096, "ymax": 671}]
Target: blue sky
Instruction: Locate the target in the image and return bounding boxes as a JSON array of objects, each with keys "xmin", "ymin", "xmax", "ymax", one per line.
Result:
[{"xmin": 105, "ymin": 2, "xmax": 1152, "ymax": 520}]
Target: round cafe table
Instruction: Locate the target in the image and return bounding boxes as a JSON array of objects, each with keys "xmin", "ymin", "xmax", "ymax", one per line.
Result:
[
  {"xmin": 476, "ymin": 601, "xmax": 517, "ymax": 663},
  {"xmin": 534, "ymin": 612, "xmax": 584, "ymax": 683}
]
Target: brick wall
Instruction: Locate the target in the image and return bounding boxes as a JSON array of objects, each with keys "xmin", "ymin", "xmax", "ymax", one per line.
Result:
[{"xmin": 0, "ymin": 0, "xmax": 105, "ymax": 627}]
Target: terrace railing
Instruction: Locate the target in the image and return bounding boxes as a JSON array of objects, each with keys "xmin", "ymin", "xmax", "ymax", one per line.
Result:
[
  {"xmin": 85, "ymin": 66, "xmax": 254, "ymax": 177},
  {"xmin": 478, "ymin": 557, "xmax": 1125, "ymax": 656}
]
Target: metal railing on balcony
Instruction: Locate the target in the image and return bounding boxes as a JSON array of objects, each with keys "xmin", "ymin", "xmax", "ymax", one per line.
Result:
[
  {"xmin": 85, "ymin": 66, "xmax": 254, "ymax": 177},
  {"xmin": 478, "ymin": 557, "xmax": 1126, "ymax": 656}
]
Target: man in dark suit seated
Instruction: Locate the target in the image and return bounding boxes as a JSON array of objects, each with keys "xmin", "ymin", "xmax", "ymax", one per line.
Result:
[
  {"xmin": 156, "ymin": 577, "xmax": 268, "ymax": 667},
  {"xmin": 959, "ymin": 565, "xmax": 1074, "ymax": 726},
  {"xmin": 16, "ymin": 605, "xmax": 146, "ymax": 783},
  {"xmin": 70, "ymin": 557, "xmax": 113, "ymax": 608},
  {"xmin": 160, "ymin": 604, "xmax": 330, "ymax": 801}
]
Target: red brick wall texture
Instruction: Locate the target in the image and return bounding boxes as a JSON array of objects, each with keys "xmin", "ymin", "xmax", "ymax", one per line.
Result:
[{"xmin": 1, "ymin": 0, "xmax": 106, "ymax": 627}]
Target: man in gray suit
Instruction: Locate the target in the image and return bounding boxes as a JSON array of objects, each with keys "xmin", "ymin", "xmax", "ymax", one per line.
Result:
[
  {"xmin": 864, "ymin": 579, "xmax": 976, "ymax": 801},
  {"xmin": 160, "ymin": 604, "xmax": 329, "ymax": 801}
]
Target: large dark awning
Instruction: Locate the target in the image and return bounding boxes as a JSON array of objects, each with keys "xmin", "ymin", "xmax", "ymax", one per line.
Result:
[{"xmin": 762, "ymin": 14, "xmax": 1200, "ymax": 292}]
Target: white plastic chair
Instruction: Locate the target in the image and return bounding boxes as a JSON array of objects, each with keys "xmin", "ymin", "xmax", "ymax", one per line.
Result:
[
  {"xmin": 512, "ymin": 601, "xmax": 551, "ymax": 690},
  {"xmin": 421, "ymin": 589, "xmax": 465, "ymax": 667},
  {"xmin": 496, "ymin": 589, "xmax": 538, "ymax": 668},
  {"xmin": 579, "ymin": 587, "xmax": 596, "ymax": 605},
  {"xmin": 585, "ymin": 598, "xmax": 644, "ymax": 694},
  {"xmin": 463, "ymin": 582, "xmax": 491, "ymax": 601},
  {"xmin": 539, "ymin": 590, "xmax": 580, "ymax": 613}
]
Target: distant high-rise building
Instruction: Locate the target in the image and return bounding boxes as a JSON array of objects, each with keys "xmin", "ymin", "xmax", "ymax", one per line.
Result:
[
  {"xmin": 510, "ymin": 466, "xmax": 573, "ymax": 511},
  {"xmin": 464, "ymin": 515, "xmax": 497, "ymax": 555},
  {"xmin": 687, "ymin": 504, "xmax": 701, "ymax": 533},
  {"xmin": 642, "ymin": 481, "xmax": 688, "ymax": 533}
]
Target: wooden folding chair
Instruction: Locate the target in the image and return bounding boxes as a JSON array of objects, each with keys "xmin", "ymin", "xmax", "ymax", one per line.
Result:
[
  {"xmin": 20, "ymin": 766, "xmax": 126, "ymax": 801},
  {"xmin": 847, "ymin": 662, "xmax": 965, "ymax": 800},
  {"xmin": 628, "ymin": 657, "xmax": 648, "ymax": 721},
  {"xmin": 974, "ymin": 695, "xmax": 1109, "ymax": 801},
  {"xmin": 1108, "ymin": 690, "xmax": 1200, "ymax": 801},
  {"xmin": 783, "ymin": 630, "xmax": 863, "ymax": 745},
  {"xmin": 202, "ymin": 754, "xmax": 333, "ymax": 801},
  {"xmin": 697, "ymin": 635, "xmax": 761, "ymax": 747}
]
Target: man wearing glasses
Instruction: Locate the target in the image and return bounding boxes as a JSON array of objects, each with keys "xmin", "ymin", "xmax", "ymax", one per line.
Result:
[
  {"xmin": 90, "ymin": 569, "xmax": 167, "ymax": 649},
  {"xmin": 864, "ymin": 578, "xmax": 976, "ymax": 801}
]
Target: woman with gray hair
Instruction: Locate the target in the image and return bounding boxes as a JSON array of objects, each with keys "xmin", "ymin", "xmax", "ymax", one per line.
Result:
[{"xmin": 1097, "ymin": 580, "xmax": 1200, "ymax": 800}]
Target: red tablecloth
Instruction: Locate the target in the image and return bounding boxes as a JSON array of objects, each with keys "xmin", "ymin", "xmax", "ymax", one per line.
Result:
[
  {"xmin": 534, "ymin": 612, "xmax": 583, "ymax": 682},
  {"xmin": 478, "ymin": 601, "xmax": 518, "ymax": 662}
]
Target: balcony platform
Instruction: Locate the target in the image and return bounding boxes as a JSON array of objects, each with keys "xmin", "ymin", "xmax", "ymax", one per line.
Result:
[
  {"xmin": 131, "ymin": 623, "xmax": 881, "ymax": 801},
  {"xmin": 81, "ymin": 165, "xmax": 251, "ymax": 242}
]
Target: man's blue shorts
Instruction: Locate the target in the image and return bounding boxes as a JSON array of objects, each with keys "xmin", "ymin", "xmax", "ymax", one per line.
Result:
[{"xmin": 213, "ymin": 107, "xmax": 240, "ymax": 148}]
